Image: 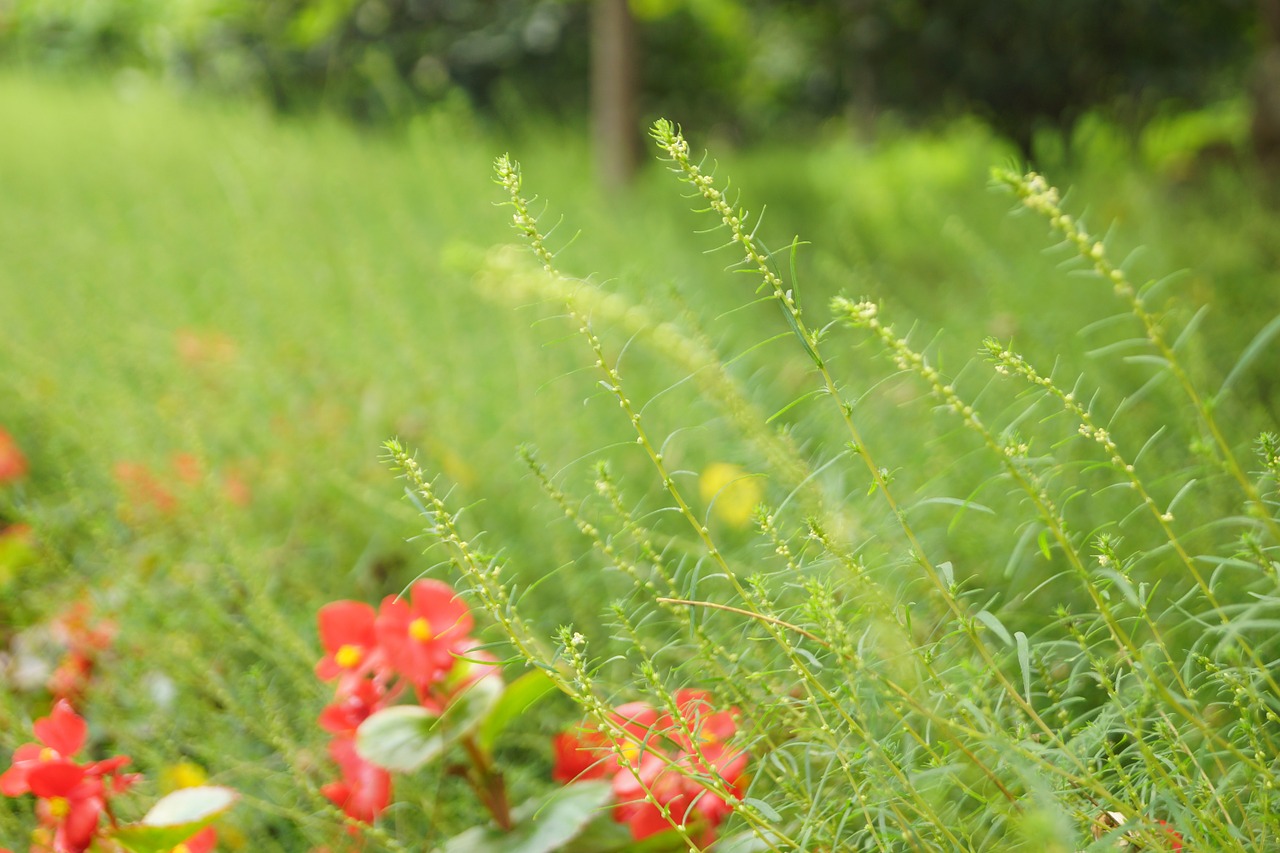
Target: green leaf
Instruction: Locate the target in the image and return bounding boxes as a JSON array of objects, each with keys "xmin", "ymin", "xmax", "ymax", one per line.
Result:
[
  {"xmin": 975, "ymin": 610, "xmax": 1012, "ymax": 646},
  {"xmin": 1015, "ymin": 631, "xmax": 1032, "ymax": 700},
  {"xmin": 1218, "ymin": 312, "xmax": 1280, "ymax": 402},
  {"xmin": 358, "ymin": 676, "xmax": 504, "ymax": 773},
  {"xmin": 439, "ymin": 780, "xmax": 614, "ymax": 853},
  {"xmin": 742, "ymin": 796, "xmax": 782, "ymax": 822},
  {"xmin": 111, "ymin": 787, "xmax": 238, "ymax": 853},
  {"xmin": 478, "ymin": 669, "xmax": 556, "ymax": 752},
  {"xmin": 357, "ymin": 705, "xmax": 446, "ymax": 772},
  {"xmin": 715, "ymin": 830, "xmax": 787, "ymax": 853}
]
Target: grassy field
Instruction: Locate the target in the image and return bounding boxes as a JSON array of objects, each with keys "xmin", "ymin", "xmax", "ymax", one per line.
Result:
[{"xmin": 2, "ymin": 73, "xmax": 1279, "ymax": 849}]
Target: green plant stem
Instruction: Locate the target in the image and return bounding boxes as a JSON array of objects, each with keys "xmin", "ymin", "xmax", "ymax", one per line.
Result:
[{"xmin": 460, "ymin": 733, "xmax": 512, "ymax": 832}]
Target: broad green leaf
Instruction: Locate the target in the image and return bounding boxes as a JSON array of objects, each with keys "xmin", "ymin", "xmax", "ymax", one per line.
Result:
[
  {"xmin": 439, "ymin": 780, "xmax": 614, "ymax": 853},
  {"xmin": 358, "ymin": 676, "xmax": 503, "ymax": 773},
  {"xmin": 111, "ymin": 786, "xmax": 238, "ymax": 853},
  {"xmin": 357, "ymin": 705, "xmax": 445, "ymax": 772},
  {"xmin": 478, "ymin": 669, "xmax": 556, "ymax": 752},
  {"xmin": 562, "ymin": 821, "xmax": 691, "ymax": 853},
  {"xmin": 449, "ymin": 672, "xmax": 505, "ymax": 738}
]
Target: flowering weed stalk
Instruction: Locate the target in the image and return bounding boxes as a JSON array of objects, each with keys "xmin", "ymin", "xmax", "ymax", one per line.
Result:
[{"xmin": 370, "ymin": 123, "xmax": 1280, "ymax": 851}]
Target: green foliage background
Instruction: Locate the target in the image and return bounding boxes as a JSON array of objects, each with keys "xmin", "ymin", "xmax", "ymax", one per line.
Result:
[
  {"xmin": 1, "ymin": 66, "xmax": 1278, "ymax": 847},
  {"xmin": 0, "ymin": 0, "xmax": 1258, "ymax": 144},
  {"xmin": 1, "ymin": 3, "xmax": 1279, "ymax": 846}
]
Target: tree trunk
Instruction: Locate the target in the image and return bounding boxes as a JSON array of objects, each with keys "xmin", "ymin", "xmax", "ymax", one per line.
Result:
[
  {"xmin": 591, "ymin": 0, "xmax": 640, "ymax": 189},
  {"xmin": 1252, "ymin": 0, "xmax": 1280, "ymax": 170}
]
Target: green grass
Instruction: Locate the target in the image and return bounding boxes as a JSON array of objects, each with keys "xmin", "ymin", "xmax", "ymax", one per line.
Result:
[{"xmin": 1, "ymin": 71, "xmax": 1279, "ymax": 849}]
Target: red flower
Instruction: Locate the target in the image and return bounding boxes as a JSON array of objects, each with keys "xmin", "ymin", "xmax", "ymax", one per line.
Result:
[
  {"xmin": 553, "ymin": 692, "xmax": 747, "ymax": 847},
  {"xmin": 613, "ymin": 747, "xmax": 745, "ymax": 846},
  {"xmin": 47, "ymin": 602, "xmax": 116, "ymax": 707},
  {"xmin": 0, "ymin": 427, "xmax": 27, "ymax": 483},
  {"xmin": 114, "ymin": 461, "xmax": 178, "ymax": 516},
  {"xmin": 1, "ymin": 700, "xmax": 88, "ymax": 796},
  {"xmin": 1157, "ymin": 820, "xmax": 1184, "ymax": 851},
  {"xmin": 171, "ymin": 825, "xmax": 217, "ymax": 853},
  {"xmin": 320, "ymin": 736, "xmax": 391, "ymax": 827},
  {"xmin": 0, "ymin": 701, "xmax": 138, "ymax": 853},
  {"xmin": 221, "ymin": 469, "xmax": 252, "ymax": 507},
  {"xmin": 415, "ymin": 643, "xmax": 501, "ymax": 712},
  {"xmin": 660, "ymin": 690, "xmax": 748, "ymax": 781},
  {"xmin": 50, "ymin": 602, "xmax": 117, "ymax": 655},
  {"xmin": 375, "ymin": 580, "xmax": 473, "ymax": 690},
  {"xmin": 318, "ymin": 679, "xmax": 388, "ymax": 736},
  {"xmin": 172, "ymin": 453, "xmax": 203, "ymax": 485},
  {"xmin": 552, "ymin": 729, "xmax": 613, "ymax": 783},
  {"xmin": 316, "ymin": 601, "xmax": 383, "ymax": 685},
  {"xmin": 29, "ymin": 766, "xmax": 105, "ymax": 853}
]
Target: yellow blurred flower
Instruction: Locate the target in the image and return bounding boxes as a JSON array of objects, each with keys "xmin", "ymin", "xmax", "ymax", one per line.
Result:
[
  {"xmin": 699, "ymin": 463, "xmax": 763, "ymax": 529},
  {"xmin": 160, "ymin": 761, "xmax": 208, "ymax": 792}
]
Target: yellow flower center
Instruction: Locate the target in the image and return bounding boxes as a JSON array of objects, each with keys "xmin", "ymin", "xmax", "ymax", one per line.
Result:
[
  {"xmin": 39, "ymin": 746, "xmax": 57, "ymax": 762},
  {"xmin": 173, "ymin": 844, "xmax": 191, "ymax": 853},
  {"xmin": 334, "ymin": 644, "xmax": 363, "ymax": 669},
  {"xmin": 47, "ymin": 797, "xmax": 70, "ymax": 819},
  {"xmin": 409, "ymin": 617, "xmax": 433, "ymax": 642}
]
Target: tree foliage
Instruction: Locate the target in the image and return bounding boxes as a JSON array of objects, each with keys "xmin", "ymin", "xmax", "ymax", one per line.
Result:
[{"xmin": 0, "ymin": 0, "xmax": 1259, "ymax": 146}]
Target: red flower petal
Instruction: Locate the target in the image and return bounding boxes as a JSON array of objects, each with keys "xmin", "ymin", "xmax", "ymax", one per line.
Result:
[
  {"xmin": 324, "ymin": 736, "xmax": 391, "ymax": 825},
  {"xmin": 33, "ymin": 700, "xmax": 87, "ymax": 757},
  {"xmin": 551, "ymin": 731, "xmax": 612, "ymax": 783},
  {"xmin": 27, "ymin": 760, "xmax": 88, "ymax": 798},
  {"xmin": 0, "ymin": 743, "xmax": 44, "ymax": 796}
]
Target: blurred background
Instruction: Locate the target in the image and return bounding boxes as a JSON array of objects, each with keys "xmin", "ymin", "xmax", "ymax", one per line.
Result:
[
  {"xmin": 1, "ymin": 0, "xmax": 1276, "ymax": 183},
  {"xmin": 4, "ymin": 4, "xmax": 1280, "ymax": 848}
]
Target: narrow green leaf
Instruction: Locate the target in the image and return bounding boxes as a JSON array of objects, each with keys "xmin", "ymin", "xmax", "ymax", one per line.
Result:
[
  {"xmin": 1218, "ymin": 313, "xmax": 1280, "ymax": 401},
  {"xmin": 742, "ymin": 797, "xmax": 783, "ymax": 822},
  {"xmin": 715, "ymin": 831, "xmax": 784, "ymax": 853},
  {"xmin": 766, "ymin": 389, "xmax": 825, "ymax": 424},
  {"xmin": 908, "ymin": 496, "xmax": 995, "ymax": 515},
  {"xmin": 787, "ymin": 236, "xmax": 803, "ymax": 310},
  {"xmin": 1015, "ymin": 631, "xmax": 1032, "ymax": 700},
  {"xmin": 975, "ymin": 610, "xmax": 1013, "ymax": 646}
]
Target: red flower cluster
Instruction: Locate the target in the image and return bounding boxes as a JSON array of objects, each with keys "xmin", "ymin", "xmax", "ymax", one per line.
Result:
[
  {"xmin": 1157, "ymin": 819, "xmax": 1184, "ymax": 851},
  {"xmin": 314, "ymin": 579, "xmax": 497, "ymax": 828},
  {"xmin": 553, "ymin": 689, "xmax": 748, "ymax": 847},
  {"xmin": 113, "ymin": 454, "xmax": 252, "ymax": 523},
  {"xmin": 0, "ymin": 701, "xmax": 140, "ymax": 853},
  {"xmin": 0, "ymin": 426, "xmax": 27, "ymax": 484},
  {"xmin": 1, "ymin": 703, "xmax": 224, "ymax": 853},
  {"xmin": 47, "ymin": 601, "xmax": 116, "ymax": 709}
]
